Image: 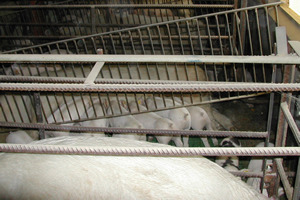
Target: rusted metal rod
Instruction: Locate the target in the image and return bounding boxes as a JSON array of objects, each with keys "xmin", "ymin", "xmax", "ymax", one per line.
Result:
[
  {"xmin": 0, "ymin": 4, "xmax": 235, "ymax": 9},
  {"xmin": 0, "ymin": 76, "xmax": 229, "ymax": 84},
  {"xmin": 275, "ymin": 158, "xmax": 294, "ymax": 200},
  {"xmin": 280, "ymin": 102, "xmax": 300, "ymax": 146},
  {"xmin": 0, "ymin": 82, "xmax": 298, "ymax": 93},
  {"xmin": 0, "ymin": 122, "xmax": 268, "ymax": 138},
  {"xmin": 0, "ymin": 143, "xmax": 299, "ymax": 157}
]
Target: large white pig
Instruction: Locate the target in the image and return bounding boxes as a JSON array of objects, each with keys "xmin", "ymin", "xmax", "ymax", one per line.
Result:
[{"xmin": 0, "ymin": 136, "xmax": 268, "ymax": 199}]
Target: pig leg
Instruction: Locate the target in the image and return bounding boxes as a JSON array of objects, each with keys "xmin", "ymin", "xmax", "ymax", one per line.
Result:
[
  {"xmin": 206, "ymin": 123, "xmax": 219, "ymax": 147},
  {"xmin": 182, "ymin": 136, "xmax": 189, "ymax": 147},
  {"xmin": 138, "ymin": 134, "xmax": 147, "ymax": 141},
  {"xmin": 201, "ymin": 138, "xmax": 211, "ymax": 147},
  {"xmin": 155, "ymin": 136, "xmax": 172, "ymax": 145},
  {"xmin": 172, "ymin": 136, "xmax": 183, "ymax": 147}
]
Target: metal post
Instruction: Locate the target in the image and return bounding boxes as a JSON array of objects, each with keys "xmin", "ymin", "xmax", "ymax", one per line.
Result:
[
  {"xmin": 33, "ymin": 92, "xmax": 45, "ymax": 139},
  {"xmin": 273, "ymin": 26, "xmax": 296, "ymax": 198},
  {"xmin": 240, "ymin": 0, "xmax": 248, "ymax": 55}
]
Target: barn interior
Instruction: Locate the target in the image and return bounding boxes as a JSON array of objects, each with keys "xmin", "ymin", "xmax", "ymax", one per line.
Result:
[{"xmin": 0, "ymin": 0, "xmax": 299, "ymax": 199}]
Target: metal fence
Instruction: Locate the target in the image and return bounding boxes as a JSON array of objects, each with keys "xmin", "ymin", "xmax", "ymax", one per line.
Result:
[{"xmin": 0, "ymin": 0, "xmax": 237, "ymax": 51}]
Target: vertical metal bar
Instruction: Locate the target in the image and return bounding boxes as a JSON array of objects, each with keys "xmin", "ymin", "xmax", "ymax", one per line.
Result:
[
  {"xmin": 176, "ymin": 22, "xmax": 184, "ymax": 55},
  {"xmin": 262, "ymin": 55, "xmax": 277, "ymax": 194},
  {"xmin": 293, "ymin": 158, "xmax": 300, "ymax": 200},
  {"xmin": 196, "ymin": 19, "xmax": 204, "ymax": 55},
  {"xmin": 33, "ymin": 93, "xmax": 45, "ymax": 139},
  {"xmin": 265, "ymin": 7, "xmax": 273, "ymax": 55},
  {"xmin": 255, "ymin": 8, "xmax": 263, "ymax": 55},
  {"xmin": 232, "ymin": 10, "xmax": 238, "ymax": 55},
  {"xmin": 91, "ymin": 6, "xmax": 96, "ymax": 34},
  {"xmin": 280, "ymin": 102, "xmax": 300, "ymax": 145},
  {"xmin": 275, "ymin": 158, "xmax": 294, "ymax": 200},
  {"xmin": 275, "ymin": 27, "xmax": 294, "ymax": 148},
  {"xmin": 215, "ymin": 15, "xmax": 223, "ymax": 55},
  {"xmin": 273, "ymin": 26, "xmax": 295, "ymax": 198},
  {"xmin": 205, "ymin": 17, "xmax": 213, "ymax": 55},
  {"xmin": 166, "ymin": 24, "xmax": 175, "ymax": 55}
]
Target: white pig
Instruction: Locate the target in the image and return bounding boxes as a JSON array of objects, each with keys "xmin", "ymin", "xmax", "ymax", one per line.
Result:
[
  {"xmin": 186, "ymin": 106, "xmax": 218, "ymax": 147},
  {"xmin": 5, "ymin": 130, "xmax": 33, "ymax": 144},
  {"xmin": 0, "ymin": 136, "xmax": 268, "ymax": 200},
  {"xmin": 106, "ymin": 100, "xmax": 145, "ymax": 141},
  {"xmin": 145, "ymin": 97, "xmax": 191, "ymax": 146},
  {"xmin": 76, "ymin": 100, "xmax": 108, "ymax": 137},
  {"xmin": 45, "ymin": 96, "xmax": 91, "ymax": 138},
  {"xmin": 128, "ymin": 101, "xmax": 183, "ymax": 147}
]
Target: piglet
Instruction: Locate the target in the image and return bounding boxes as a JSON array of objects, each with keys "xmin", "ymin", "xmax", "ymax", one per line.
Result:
[
  {"xmin": 6, "ymin": 130, "xmax": 34, "ymax": 144},
  {"xmin": 145, "ymin": 97, "xmax": 191, "ymax": 146},
  {"xmin": 6, "ymin": 130, "xmax": 33, "ymax": 144},
  {"xmin": 186, "ymin": 106, "xmax": 218, "ymax": 147},
  {"xmin": 76, "ymin": 100, "xmax": 108, "ymax": 137},
  {"xmin": 128, "ymin": 101, "xmax": 183, "ymax": 147},
  {"xmin": 106, "ymin": 100, "xmax": 145, "ymax": 141},
  {"xmin": 46, "ymin": 96, "xmax": 91, "ymax": 138}
]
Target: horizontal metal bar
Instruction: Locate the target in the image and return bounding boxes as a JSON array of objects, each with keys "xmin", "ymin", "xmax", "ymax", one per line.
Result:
[
  {"xmin": 0, "ymin": 4, "xmax": 235, "ymax": 9},
  {"xmin": 281, "ymin": 102, "xmax": 300, "ymax": 146},
  {"xmin": 0, "ymin": 76, "xmax": 228, "ymax": 84},
  {"xmin": 230, "ymin": 171, "xmax": 263, "ymax": 178},
  {"xmin": 275, "ymin": 158, "xmax": 294, "ymax": 200},
  {"xmin": 0, "ymin": 35, "xmax": 230, "ymax": 40},
  {"xmin": 0, "ymin": 143, "xmax": 299, "ymax": 157},
  {"xmin": 0, "ymin": 122, "xmax": 268, "ymax": 138},
  {"xmin": 0, "ymin": 54, "xmax": 299, "ymax": 64},
  {"xmin": 0, "ymin": 82, "xmax": 298, "ymax": 93},
  {"xmin": 230, "ymin": 171, "xmax": 295, "ymax": 178}
]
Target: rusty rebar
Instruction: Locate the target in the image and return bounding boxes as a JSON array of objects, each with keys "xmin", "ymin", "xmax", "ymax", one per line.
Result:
[
  {"xmin": 0, "ymin": 143, "xmax": 299, "ymax": 157},
  {"xmin": 0, "ymin": 83, "xmax": 299, "ymax": 93},
  {"xmin": 0, "ymin": 122, "xmax": 268, "ymax": 138}
]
